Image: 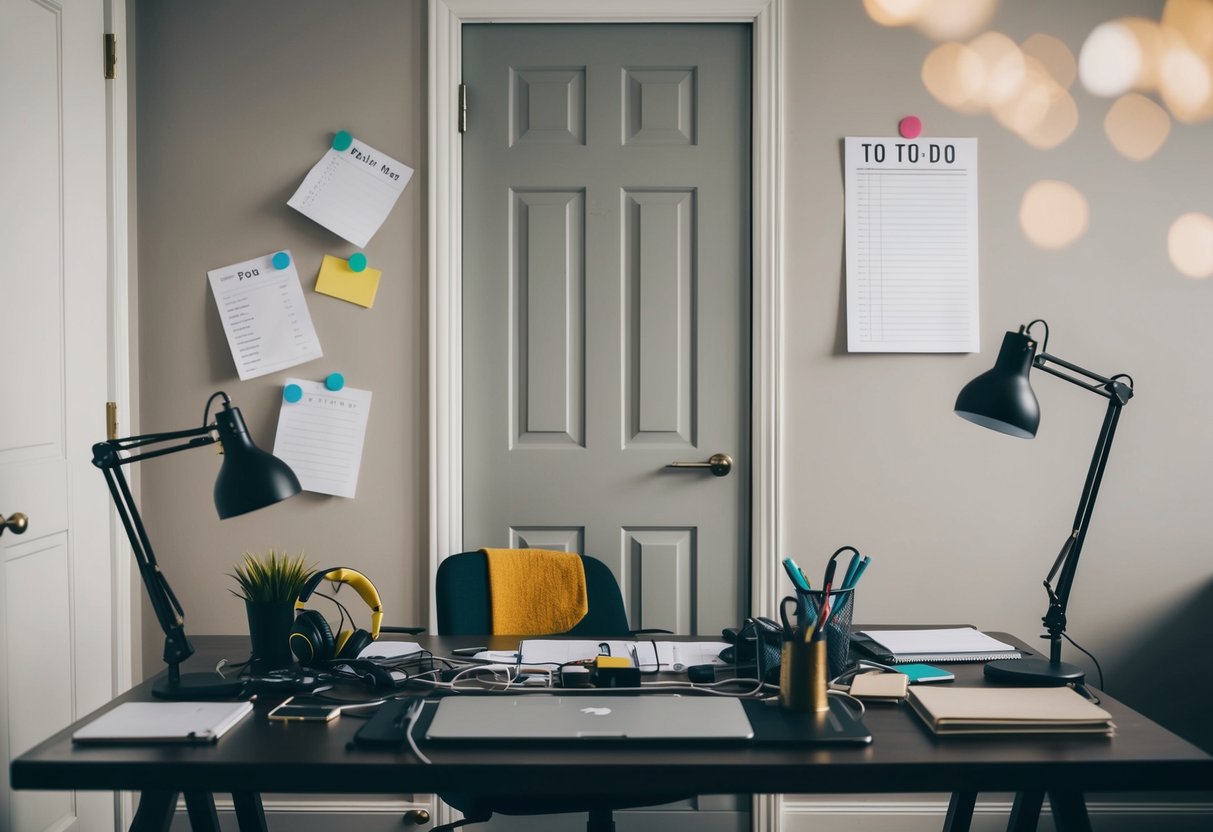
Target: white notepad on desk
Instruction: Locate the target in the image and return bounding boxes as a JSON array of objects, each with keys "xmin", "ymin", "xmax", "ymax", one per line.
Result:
[
  {"xmin": 72, "ymin": 701, "xmax": 253, "ymax": 744},
  {"xmin": 856, "ymin": 628, "xmax": 1020, "ymax": 663}
]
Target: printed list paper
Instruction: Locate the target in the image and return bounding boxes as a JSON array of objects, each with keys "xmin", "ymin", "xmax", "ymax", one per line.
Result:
[
  {"xmin": 844, "ymin": 137, "xmax": 979, "ymax": 353},
  {"xmin": 272, "ymin": 378, "xmax": 371, "ymax": 498},
  {"xmin": 287, "ymin": 135, "xmax": 413, "ymax": 248},
  {"xmin": 207, "ymin": 251, "xmax": 322, "ymax": 380}
]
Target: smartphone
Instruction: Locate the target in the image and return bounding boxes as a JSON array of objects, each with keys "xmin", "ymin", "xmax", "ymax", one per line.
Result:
[{"xmin": 268, "ymin": 696, "xmax": 341, "ymax": 722}]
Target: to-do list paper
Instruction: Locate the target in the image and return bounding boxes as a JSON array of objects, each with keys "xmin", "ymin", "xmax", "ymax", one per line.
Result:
[
  {"xmin": 207, "ymin": 251, "xmax": 322, "ymax": 380},
  {"xmin": 844, "ymin": 137, "xmax": 979, "ymax": 353},
  {"xmin": 272, "ymin": 378, "xmax": 372, "ymax": 498},
  {"xmin": 288, "ymin": 133, "xmax": 413, "ymax": 248}
]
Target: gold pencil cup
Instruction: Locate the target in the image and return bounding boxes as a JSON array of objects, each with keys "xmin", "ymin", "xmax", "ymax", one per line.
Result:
[{"xmin": 779, "ymin": 638, "xmax": 830, "ymax": 713}]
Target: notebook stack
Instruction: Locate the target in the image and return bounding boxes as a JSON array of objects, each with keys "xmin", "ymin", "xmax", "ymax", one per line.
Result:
[{"xmin": 907, "ymin": 686, "xmax": 1115, "ymax": 737}]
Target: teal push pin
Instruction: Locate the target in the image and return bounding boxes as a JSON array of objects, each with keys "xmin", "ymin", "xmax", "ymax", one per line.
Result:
[
  {"xmin": 283, "ymin": 383, "xmax": 303, "ymax": 403},
  {"xmin": 332, "ymin": 130, "xmax": 353, "ymax": 151},
  {"xmin": 325, "ymin": 372, "xmax": 345, "ymax": 392},
  {"xmin": 272, "ymin": 251, "xmax": 291, "ymax": 270},
  {"xmin": 348, "ymin": 252, "xmax": 367, "ymax": 272}
]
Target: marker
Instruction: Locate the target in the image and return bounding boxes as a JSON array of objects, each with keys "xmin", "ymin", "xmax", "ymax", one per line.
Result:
[
  {"xmin": 782, "ymin": 558, "xmax": 811, "ymax": 591},
  {"xmin": 846, "ymin": 556, "xmax": 871, "ymax": 589},
  {"xmin": 451, "ymin": 646, "xmax": 487, "ymax": 656}
]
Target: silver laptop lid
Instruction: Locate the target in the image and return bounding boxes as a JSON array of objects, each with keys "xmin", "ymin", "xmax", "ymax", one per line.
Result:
[{"xmin": 425, "ymin": 695, "xmax": 754, "ymax": 741}]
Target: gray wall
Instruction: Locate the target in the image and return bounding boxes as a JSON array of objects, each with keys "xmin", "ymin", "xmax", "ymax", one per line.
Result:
[{"xmin": 134, "ymin": 0, "xmax": 1213, "ymax": 752}]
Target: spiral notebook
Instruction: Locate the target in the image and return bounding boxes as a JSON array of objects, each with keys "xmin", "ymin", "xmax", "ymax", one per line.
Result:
[{"xmin": 852, "ymin": 628, "xmax": 1021, "ymax": 664}]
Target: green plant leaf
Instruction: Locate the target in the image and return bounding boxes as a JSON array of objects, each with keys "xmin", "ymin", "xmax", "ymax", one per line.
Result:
[{"xmin": 228, "ymin": 549, "xmax": 315, "ymax": 603}]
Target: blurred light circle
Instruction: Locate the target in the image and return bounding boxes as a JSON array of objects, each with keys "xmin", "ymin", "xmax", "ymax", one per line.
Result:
[
  {"xmin": 863, "ymin": 0, "xmax": 931, "ymax": 27},
  {"xmin": 1079, "ymin": 21, "xmax": 1143, "ymax": 97},
  {"xmin": 1159, "ymin": 44, "xmax": 1213, "ymax": 121},
  {"xmin": 922, "ymin": 41, "xmax": 987, "ymax": 112},
  {"xmin": 993, "ymin": 68, "xmax": 1056, "ymax": 134},
  {"xmin": 1120, "ymin": 17, "xmax": 1168, "ymax": 91},
  {"xmin": 1020, "ymin": 181, "xmax": 1089, "ymax": 250},
  {"xmin": 914, "ymin": 0, "xmax": 999, "ymax": 41},
  {"xmin": 1168, "ymin": 213, "xmax": 1213, "ymax": 278},
  {"xmin": 1105, "ymin": 93, "xmax": 1172, "ymax": 160},
  {"xmin": 969, "ymin": 32, "xmax": 1027, "ymax": 107},
  {"xmin": 1021, "ymin": 89, "xmax": 1079, "ymax": 149},
  {"xmin": 1163, "ymin": 0, "xmax": 1213, "ymax": 56},
  {"xmin": 1021, "ymin": 33, "xmax": 1077, "ymax": 89}
]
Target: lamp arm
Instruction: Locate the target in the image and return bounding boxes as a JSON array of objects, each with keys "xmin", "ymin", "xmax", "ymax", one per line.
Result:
[{"xmin": 92, "ymin": 432, "xmax": 218, "ymax": 684}]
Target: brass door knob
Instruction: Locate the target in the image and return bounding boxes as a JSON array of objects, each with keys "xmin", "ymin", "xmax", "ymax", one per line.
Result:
[
  {"xmin": 666, "ymin": 453, "xmax": 733, "ymax": 477},
  {"xmin": 403, "ymin": 809, "xmax": 431, "ymax": 825},
  {"xmin": 1, "ymin": 512, "xmax": 29, "ymax": 536}
]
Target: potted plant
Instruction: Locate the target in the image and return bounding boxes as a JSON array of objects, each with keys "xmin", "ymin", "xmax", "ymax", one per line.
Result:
[{"xmin": 229, "ymin": 550, "xmax": 314, "ymax": 670}]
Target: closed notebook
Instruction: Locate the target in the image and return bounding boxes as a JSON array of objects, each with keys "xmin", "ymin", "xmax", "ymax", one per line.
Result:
[
  {"xmin": 72, "ymin": 701, "xmax": 253, "ymax": 744},
  {"xmin": 908, "ymin": 686, "xmax": 1115, "ymax": 737},
  {"xmin": 853, "ymin": 628, "xmax": 1021, "ymax": 663}
]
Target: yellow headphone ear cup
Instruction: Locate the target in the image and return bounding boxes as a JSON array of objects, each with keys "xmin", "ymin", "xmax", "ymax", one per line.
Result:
[{"xmin": 334, "ymin": 629, "xmax": 353, "ymax": 656}]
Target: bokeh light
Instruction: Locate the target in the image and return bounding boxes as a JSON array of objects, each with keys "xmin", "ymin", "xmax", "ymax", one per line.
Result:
[
  {"xmin": 1021, "ymin": 33, "xmax": 1077, "ymax": 89},
  {"xmin": 1105, "ymin": 93, "xmax": 1172, "ymax": 159},
  {"xmin": 862, "ymin": 0, "xmax": 931, "ymax": 28},
  {"xmin": 1019, "ymin": 89, "xmax": 1079, "ymax": 149},
  {"xmin": 1159, "ymin": 43, "xmax": 1213, "ymax": 121},
  {"xmin": 1020, "ymin": 181, "xmax": 1089, "ymax": 250},
  {"xmin": 922, "ymin": 42, "xmax": 986, "ymax": 112},
  {"xmin": 1163, "ymin": 0, "xmax": 1213, "ymax": 57},
  {"xmin": 1168, "ymin": 213, "xmax": 1213, "ymax": 278},
  {"xmin": 914, "ymin": 0, "xmax": 999, "ymax": 41},
  {"xmin": 968, "ymin": 32, "xmax": 1026, "ymax": 108},
  {"xmin": 1079, "ymin": 21, "xmax": 1144, "ymax": 97}
]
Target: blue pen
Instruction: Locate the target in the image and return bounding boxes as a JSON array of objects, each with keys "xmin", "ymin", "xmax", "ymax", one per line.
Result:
[
  {"xmin": 840, "ymin": 550, "xmax": 863, "ymax": 590},
  {"xmin": 845, "ymin": 556, "xmax": 871, "ymax": 589},
  {"xmin": 782, "ymin": 557, "xmax": 811, "ymax": 592}
]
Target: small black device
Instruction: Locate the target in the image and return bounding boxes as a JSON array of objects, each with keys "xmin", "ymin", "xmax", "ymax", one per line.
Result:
[{"xmin": 451, "ymin": 646, "xmax": 487, "ymax": 656}]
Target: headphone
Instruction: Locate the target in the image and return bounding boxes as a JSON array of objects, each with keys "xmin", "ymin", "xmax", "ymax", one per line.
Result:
[{"xmin": 289, "ymin": 567, "xmax": 383, "ymax": 665}]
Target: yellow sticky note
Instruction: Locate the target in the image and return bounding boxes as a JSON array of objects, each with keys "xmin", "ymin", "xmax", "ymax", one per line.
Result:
[{"xmin": 314, "ymin": 254, "xmax": 382, "ymax": 308}]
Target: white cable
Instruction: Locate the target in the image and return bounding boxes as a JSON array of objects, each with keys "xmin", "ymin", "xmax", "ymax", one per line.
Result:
[{"xmin": 403, "ymin": 699, "xmax": 431, "ymax": 765}]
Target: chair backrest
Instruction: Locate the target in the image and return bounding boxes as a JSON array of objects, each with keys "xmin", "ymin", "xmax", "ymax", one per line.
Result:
[{"xmin": 435, "ymin": 551, "xmax": 631, "ymax": 636}]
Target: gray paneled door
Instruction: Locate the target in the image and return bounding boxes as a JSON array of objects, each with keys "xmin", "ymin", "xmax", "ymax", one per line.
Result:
[{"xmin": 462, "ymin": 23, "xmax": 751, "ymax": 639}]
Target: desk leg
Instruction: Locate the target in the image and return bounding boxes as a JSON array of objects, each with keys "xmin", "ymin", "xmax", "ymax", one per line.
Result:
[
  {"xmin": 1048, "ymin": 791, "xmax": 1092, "ymax": 832},
  {"xmin": 943, "ymin": 791, "xmax": 977, "ymax": 832},
  {"xmin": 1007, "ymin": 791, "xmax": 1043, "ymax": 831},
  {"xmin": 183, "ymin": 792, "xmax": 221, "ymax": 832},
  {"xmin": 130, "ymin": 791, "xmax": 178, "ymax": 832},
  {"xmin": 232, "ymin": 791, "xmax": 269, "ymax": 832}
]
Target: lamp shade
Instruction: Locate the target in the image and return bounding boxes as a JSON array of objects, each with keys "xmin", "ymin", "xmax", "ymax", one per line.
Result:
[
  {"xmin": 955, "ymin": 328, "xmax": 1040, "ymax": 439},
  {"xmin": 213, "ymin": 404, "xmax": 302, "ymax": 519}
]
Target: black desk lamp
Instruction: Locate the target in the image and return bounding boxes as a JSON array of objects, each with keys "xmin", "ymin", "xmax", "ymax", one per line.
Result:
[
  {"xmin": 92, "ymin": 391, "xmax": 301, "ymax": 699},
  {"xmin": 955, "ymin": 320, "xmax": 1134, "ymax": 686}
]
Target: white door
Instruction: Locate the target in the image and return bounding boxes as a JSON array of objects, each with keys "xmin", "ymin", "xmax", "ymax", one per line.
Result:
[
  {"xmin": 462, "ymin": 23, "xmax": 751, "ymax": 638},
  {"xmin": 0, "ymin": 0, "xmax": 116, "ymax": 829}
]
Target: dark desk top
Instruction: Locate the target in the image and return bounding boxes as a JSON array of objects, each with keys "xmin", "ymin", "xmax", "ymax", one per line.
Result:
[{"xmin": 12, "ymin": 633, "xmax": 1213, "ymax": 797}]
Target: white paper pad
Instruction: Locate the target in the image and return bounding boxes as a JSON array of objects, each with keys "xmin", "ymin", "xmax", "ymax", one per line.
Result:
[
  {"xmin": 72, "ymin": 701, "xmax": 253, "ymax": 744},
  {"xmin": 357, "ymin": 641, "xmax": 424, "ymax": 660},
  {"xmin": 860, "ymin": 628, "xmax": 1016, "ymax": 655},
  {"xmin": 272, "ymin": 378, "xmax": 372, "ymax": 498},
  {"xmin": 207, "ymin": 252, "xmax": 322, "ymax": 380},
  {"xmin": 845, "ymin": 136, "xmax": 979, "ymax": 353},
  {"xmin": 288, "ymin": 135, "xmax": 413, "ymax": 247}
]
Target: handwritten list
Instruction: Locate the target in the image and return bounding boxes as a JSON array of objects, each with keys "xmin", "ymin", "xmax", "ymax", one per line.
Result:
[
  {"xmin": 844, "ymin": 137, "xmax": 979, "ymax": 353},
  {"xmin": 272, "ymin": 378, "xmax": 372, "ymax": 498}
]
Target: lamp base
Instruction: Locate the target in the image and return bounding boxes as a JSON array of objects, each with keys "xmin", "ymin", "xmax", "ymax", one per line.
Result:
[
  {"xmin": 152, "ymin": 671, "xmax": 247, "ymax": 700},
  {"xmin": 984, "ymin": 657, "xmax": 1084, "ymax": 686}
]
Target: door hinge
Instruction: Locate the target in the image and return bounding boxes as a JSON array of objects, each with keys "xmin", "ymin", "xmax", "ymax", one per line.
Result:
[
  {"xmin": 106, "ymin": 401, "xmax": 118, "ymax": 441},
  {"xmin": 458, "ymin": 83, "xmax": 468, "ymax": 133},
  {"xmin": 104, "ymin": 33, "xmax": 117, "ymax": 80}
]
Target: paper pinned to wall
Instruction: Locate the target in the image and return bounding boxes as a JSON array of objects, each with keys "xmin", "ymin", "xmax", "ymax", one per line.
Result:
[
  {"xmin": 314, "ymin": 254, "xmax": 382, "ymax": 308},
  {"xmin": 287, "ymin": 134, "xmax": 413, "ymax": 248},
  {"xmin": 272, "ymin": 378, "xmax": 372, "ymax": 498},
  {"xmin": 844, "ymin": 136, "xmax": 979, "ymax": 353},
  {"xmin": 207, "ymin": 251, "xmax": 323, "ymax": 380}
]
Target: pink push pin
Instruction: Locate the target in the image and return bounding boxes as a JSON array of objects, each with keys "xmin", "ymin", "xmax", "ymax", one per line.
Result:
[{"xmin": 899, "ymin": 116, "xmax": 923, "ymax": 140}]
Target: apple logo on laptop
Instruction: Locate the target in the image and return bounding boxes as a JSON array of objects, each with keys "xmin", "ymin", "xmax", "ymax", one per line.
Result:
[{"xmin": 580, "ymin": 707, "xmax": 611, "ymax": 716}]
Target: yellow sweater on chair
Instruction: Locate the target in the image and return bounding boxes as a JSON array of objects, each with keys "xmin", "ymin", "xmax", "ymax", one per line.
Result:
[{"xmin": 482, "ymin": 548, "xmax": 589, "ymax": 635}]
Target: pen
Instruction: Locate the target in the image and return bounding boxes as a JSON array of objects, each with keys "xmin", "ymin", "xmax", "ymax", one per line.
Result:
[
  {"xmin": 845, "ymin": 556, "xmax": 871, "ymax": 589},
  {"xmin": 840, "ymin": 550, "xmax": 863, "ymax": 591},
  {"xmin": 782, "ymin": 557, "xmax": 811, "ymax": 591}
]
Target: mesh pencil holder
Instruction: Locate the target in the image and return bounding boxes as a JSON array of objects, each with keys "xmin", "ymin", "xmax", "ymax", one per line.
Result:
[{"xmin": 795, "ymin": 587, "xmax": 855, "ymax": 680}]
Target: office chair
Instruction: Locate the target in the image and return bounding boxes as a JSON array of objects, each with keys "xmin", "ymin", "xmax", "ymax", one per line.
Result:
[{"xmin": 432, "ymin": 549, "xmax": 682, "ymax": 832}]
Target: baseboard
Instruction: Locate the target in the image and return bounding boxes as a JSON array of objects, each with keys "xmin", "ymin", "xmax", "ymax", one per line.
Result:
[
  {"xmin": 167, "ymin": 796, "xmax": 433, "ymax": 832},
  {"xmin": 781, "ymin": 797, "xmax": 1213, "ymax": 832}
]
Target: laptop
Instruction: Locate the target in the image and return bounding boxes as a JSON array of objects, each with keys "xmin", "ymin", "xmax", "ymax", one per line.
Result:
[{"xmin": 425, "ymin": 695, "xmax": 754, "ymax": 742}]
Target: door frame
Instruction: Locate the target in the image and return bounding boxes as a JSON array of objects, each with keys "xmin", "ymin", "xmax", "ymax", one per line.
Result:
[{"xmin": 427, "ymin": 0, "xmax": 785, "ymax": 624}]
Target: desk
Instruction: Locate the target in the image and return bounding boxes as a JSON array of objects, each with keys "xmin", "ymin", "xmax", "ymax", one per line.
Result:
[{"xmin": 11, "ymin": 634, "xmax": 1213, "ymax": 832}]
